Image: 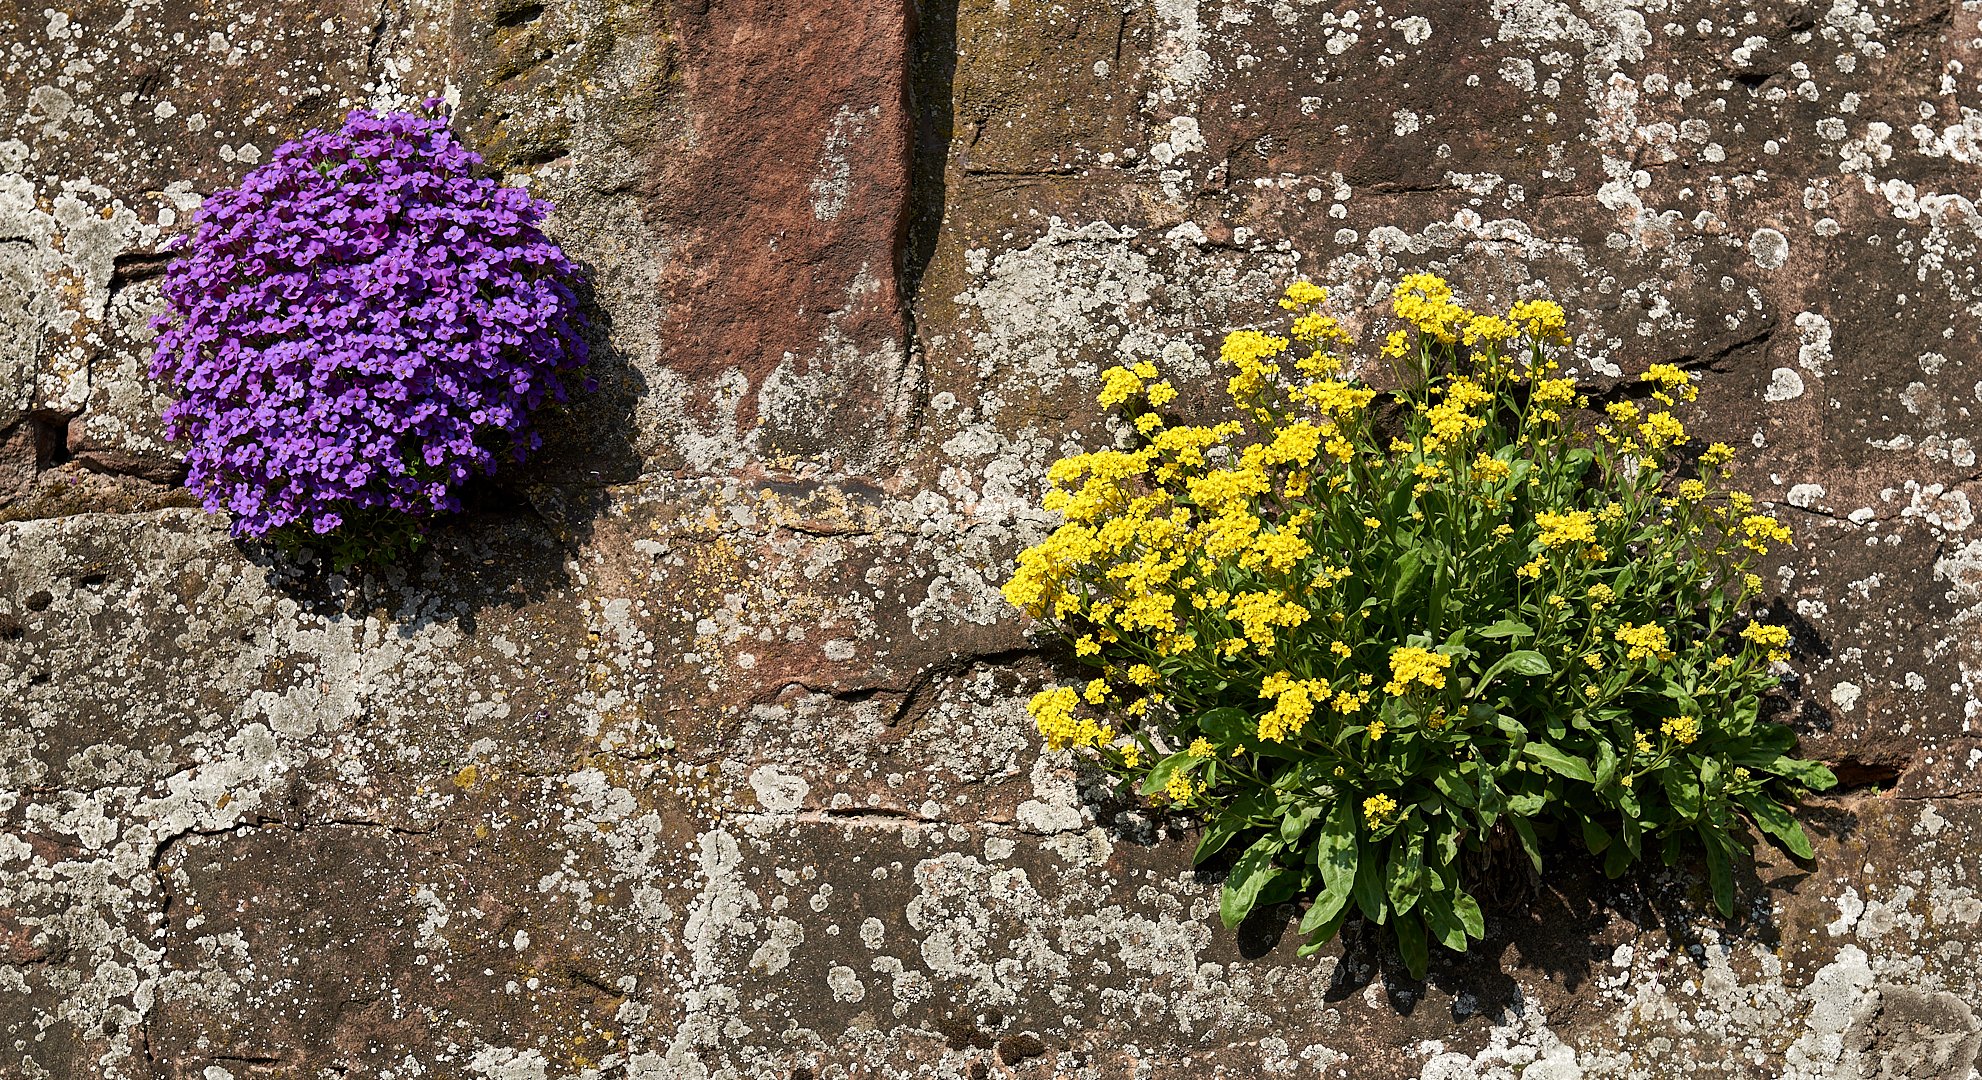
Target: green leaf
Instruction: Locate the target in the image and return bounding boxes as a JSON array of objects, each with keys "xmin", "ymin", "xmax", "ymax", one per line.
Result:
[
  {"xmin": 1300, "ymin": 807, "xmax": 1357, "ymax": 940},
  {"xmin": 1194, "ymin": 787, "xmax": 1273, "ymax": 863},
  {"xmin": 1139, "ymin": 751, "xmax": 1198, "ymax": 797},
  {"xmin": 1522, "ymin": 743, "xmax": 1595, "ymax": 784},
  {"xmin": 1662, "ymin": 763, "xmax": 1702, "ymax": 819},
  {"xmin": 1220, "ymin": 834, "xmax": 1284, "ymax": 929},
  {"xmin": 1510, "ymin": 817, "xmax": 1544, "ymax": 873},
  {"xmin": 1451, "ymin": 890, "xmax": 1485, "ymax": 939},
  {"xmin": 1395, "ymin": 911, "xmax": 1430, "ymax": 979},
  {"xmin": 1603, "ymin": 834, "xmax": 1634, "ymax": 878},
  {"xmin": 1592, "ymin": 740, "xmax": 1619, "ymax": 791},
  {"xmin": 1700, "ymin": 827, "xmax": 1735, "ymax": 917},
  {"xmin": 1297, "ymin": 901, "xmax": 1354, "ymax": 954},
  {"xmin": 1384, "ymin": 832, "xmax": 1426, "ymax": 916},
  {"xmin": 1477, "ymin": 619, "xmax": 1534, "ymax": 640},
  {"xmin": 1430, "ymin": 767, "xmax": 1477, "ymax": 809},
  {"xmin": 1737, "ymin": 791, "xmax": 1816, "ymax": 860},
  {"xmin": 1580, "ymin": 816, "xmax": 1612, "ymax": 855},
  {"xmin": 1281, "ymin": 803, "xmax": 1325, "ymax": 846},
  {"xmin": 1390, "ymin": 550, "xmax": 1423, "ymax": 609},
  {"xmin": 1505, "ymin": 651, "xmax": 1553, "ymax": 676},
  {"xmin": 1753, "ymin": 754, "xmax": 1838, "ymax": 791},
  {"xmin": 1352, "ymin": 838, "xmax": 1389, "ymax": 923},
  {"xmin": 1421, "ymin": 890, "xmax": 1469, "ymax": 952}
]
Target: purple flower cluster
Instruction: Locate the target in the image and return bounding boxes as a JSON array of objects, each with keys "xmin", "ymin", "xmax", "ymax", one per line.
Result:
[{"xmin": 149, "ymin": 105, "xmax": 592, "ymax": 538}]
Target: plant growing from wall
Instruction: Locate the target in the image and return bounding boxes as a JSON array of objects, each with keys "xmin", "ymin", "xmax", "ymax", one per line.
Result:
[
  {"xmin": 148, "ymin": 103, "xmax": 592, "ymax": 563},
  {"xmin": 1001, "ymin": 275, "xmax": 1835, "ymax": 976}
]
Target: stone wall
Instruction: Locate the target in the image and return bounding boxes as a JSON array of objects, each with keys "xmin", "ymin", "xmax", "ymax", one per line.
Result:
[{"xmin": 4, "ymin": 0, "xmax": 1982, "ymax": 1077}]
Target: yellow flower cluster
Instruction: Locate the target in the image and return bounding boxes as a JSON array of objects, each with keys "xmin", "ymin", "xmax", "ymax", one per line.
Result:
[
  {"xmin": 1508, "ymin": 298, "xmax": 1570, "ymax": 345},
  {"xmin": 1741, "ymin": 622, "xmax": 1791, "ymax": 662},
  {"xmin": 1027, "ymin": 687, "xmax": 1111, "ymax": 751},
  {"xmin": 1384, "ymin": 646, "xmax": 1451, "ymax": 695},
  {"xmin": 1258, "ymin": 672, "xmax": 1328, "ymax": 742},
  {"xmin": 999, "ymin": 269, "xmax": 1805, "ymax": 923},
  {"xmin": 1392, "ymin": 273, "xmax": 1468, "ymax": 343},
  {"xmin": 1536, "ymin": 510, "xmax": 1596, "ymax": 548},
  {"xmin": 1739, "ymin": 514, "xmax": 1792, "ymax": 554},
  {"xmin": 1615, "ymin": 622, "xmax": 1673, "ymax": 663},
  {"xmin": 1661, "ymin": 715, "xmax": 1701, "ymax": 746}
]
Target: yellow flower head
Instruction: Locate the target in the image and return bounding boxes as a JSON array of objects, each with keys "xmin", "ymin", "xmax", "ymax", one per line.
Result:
[
  {"xmin": 1098, "ymin": 365, "xmax": 1145, "ymax": 408},
  {"xmin": 1741, "ymin": 623, "xmax": 1791, "ymax": 650},
  {"xmin": 1363, "ymin": 793, "xmax": 1401, "ymax": 828},
  {"xmin": 1740, "ymin": 514, "xmax": 1792, "ymax": 554},
  {"xmin": 1661, "ymin": 714, "xmax": 1701, "ymax": 746},
  {"xmin": 1615, "ymin": 622, "xmax": 1671, "ymax": 663},
  {"xmin": 1384, "ymin": 646, "xmax": 1452, "ymax": 695},
  {"xmin": 1188, "ymin": 737, "xmax": 1215, "ymax": 759},
  {"xmin": 1027, "ymin": 687, "xmax": 1112, "ymax": 751},
  {"xmin": 1536, "ymin": 510, "xmax": 1597, "ymax": 548},
  {"xmin": 1509, "ymin": 298, "xmax": 1570, "ymax": 345},
  {"xmin": 1281, "ymin": 280, "xmax": 1328, "ymax": 309}
]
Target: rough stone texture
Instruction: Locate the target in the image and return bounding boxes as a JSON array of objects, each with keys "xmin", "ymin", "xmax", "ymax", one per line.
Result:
[{"xmin": 6, "ymin": 0, "xmax": 1982, "ymax": 1077}]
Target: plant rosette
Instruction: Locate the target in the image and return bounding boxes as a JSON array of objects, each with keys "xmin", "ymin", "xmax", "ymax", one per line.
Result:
[
  {"xmin": 1000, "ymin": 274, "xmax": 1835, "ymax": 976},
  {"xmin": 148, "ymin": 103, "xmax": 593, "ymax": 564}
]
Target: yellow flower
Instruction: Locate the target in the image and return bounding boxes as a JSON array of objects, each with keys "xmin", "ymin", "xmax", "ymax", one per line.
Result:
[
  {"xmin": 1362, "ymin": 516, "xmax": 1382, "ymax": 529},
  {"xmin": 1330, "ymin": 640, "xmax": 1353, "ymax": 658},
  {"xmin": 1384, "ymin": 646, "xmax": 1451, "ymax": 695},
  {"xmin": 1392, "ymin": 273, "xmax": 1466, "ymax": 343},
  {"xmin": 1188, "ymin": 737, "xmax": 1215, "ymax": 758},
  {"xmin": 1661, "ymin": 715, "xmax": 1700, "ymax": 746},
  {"xmin": 1257, "ymin": 671, "xmax": 1328, "ymax": 741},
  {"xmin": 1281, "ymin": 280, "xmax": 1328, "ymax": 308},
  {"xmin": 1677, "ymin": 479, "xmax": 1707, "ymax": 502},
  {"xmin": 1702, "ymin": 442, "xmax": 1736, "ymax": 466},
  {"xmin": 1740, "ymin": 623, "xmax": 1790, "ymax": 649},
  {"xmin": 1363, "ymin": 793, "xmax": 1400, "ymax": 828},
  {"xmin": 1509, "ymin": 298, "xmax": 1570, "ymax": 345},
  {"xmin": 1098, "ymin": 365, "xmax": 1144, "ymax": 408},
  {"xmin": 1146, "ymin": 380, "xmax": 1178, "ymax": 407},
  {"xmin": 1638, "ymin": 411, "xmax": 1689, "ymax": 450},
  {"xmin": 1366, "ymin": 719, "xmax": 1388, "ymax": 741},
  {"xmin": 1380, "ymin": 329, "xmax": 1410, "ymax": 358},
  {"xmin": 1462, "ymin": 313, "xmax": 1518, "ymax": 347},
  {"xmin": 1120, "ymin": 744, "xmax": 1142, "ymax": 768},
  {"xmin": 1472, "ymin": 453, "xmax": 1512, "ymax": 483},
  {"xmin": 1615, "ymin": 622, "xmax": 1671, "ymax": 663},
  {"xmin": 1165, "ymin": 769, "xmax": 1196, "ymax": 801},
  {"xmin": 1084, "ymin": 678, "xmax": 1112, "ymax": 705},
  {"xmin": 1027, "ymin": 688, "xmax": 1111, "ymax": 751},
  {"xmin": 1586, "ymin": 583, "xmax": 1614, "ymax": 606},
  {"xmin": 1740, "ymin": 514, "xmax": 1792, "ymax": 554},
  {"xmin": 1536, "ymin": 510, "xmax": 1596, "ymax": 548}
]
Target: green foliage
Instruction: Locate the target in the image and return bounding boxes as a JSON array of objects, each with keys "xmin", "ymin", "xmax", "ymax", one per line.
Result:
[{"xmin": 1003, "ymin": 274, "xmax": 1835, "ymax": 976}]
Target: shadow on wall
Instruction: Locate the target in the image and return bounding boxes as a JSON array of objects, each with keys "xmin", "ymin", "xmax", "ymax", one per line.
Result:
[
  {"xmin": 249, "ymin": 265, "xmax": 646, "ymax": 633},
  {"xmin": 905, "ymin": 0, "xmax": 957, "ymax": 303}
]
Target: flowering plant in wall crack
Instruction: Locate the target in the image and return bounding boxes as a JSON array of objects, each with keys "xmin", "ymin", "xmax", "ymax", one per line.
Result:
[
  {"xmin": 1001, "ymin": 274, "xmax": 1836, "ymax": 977},
  {"xmin": 148, "ymin": 103, "xmax": 593, "ymax": 564}
]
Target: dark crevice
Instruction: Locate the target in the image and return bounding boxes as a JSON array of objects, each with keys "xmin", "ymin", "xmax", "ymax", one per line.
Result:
[
  {"xmin": 1826, "ymin": 756, "xmax": 1908, "ymax": 793},
  {"xmin": 28, "ymin": 411, "xmax": 72, "ymax": 470},
  {"xmin": 494, "ymin": 0, "xmax": 546, "ymax": 29},
  {"xmin": 110, "ymin": 249, "xmax": 175, "ymax": 289}
]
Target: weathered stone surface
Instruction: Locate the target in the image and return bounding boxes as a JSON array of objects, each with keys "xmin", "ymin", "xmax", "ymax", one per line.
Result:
[{"xmin": 7, "ymin": 0, "xmax": 1982, "ymax": 1076}]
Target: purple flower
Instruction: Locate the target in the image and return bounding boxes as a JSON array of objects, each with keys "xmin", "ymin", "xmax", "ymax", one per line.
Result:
[{"xmin": 149, "ymin": 106, "xmax": 592, "ymax": 539}]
